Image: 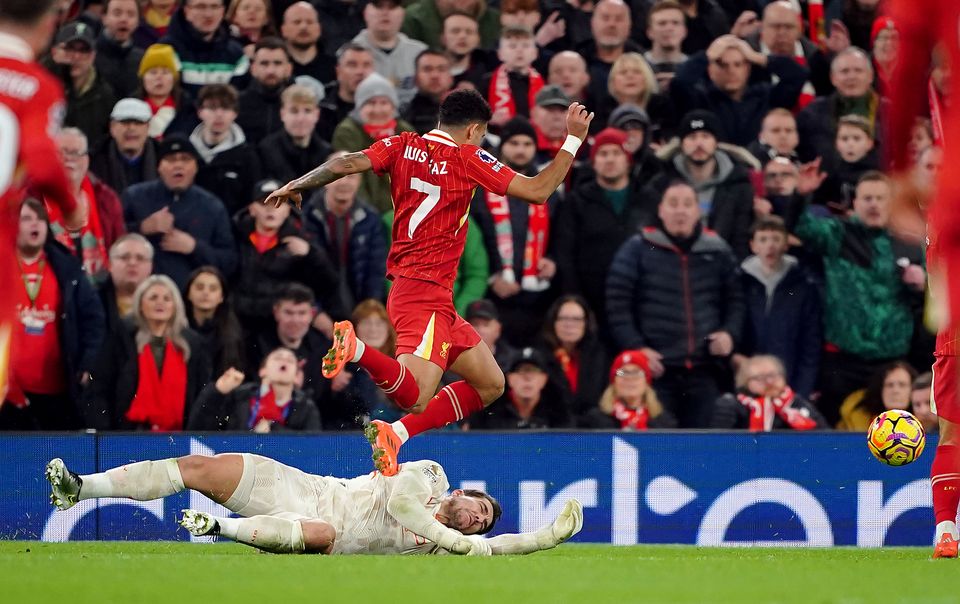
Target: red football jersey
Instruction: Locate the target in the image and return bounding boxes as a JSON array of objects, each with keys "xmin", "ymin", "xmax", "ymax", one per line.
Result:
[
  {"xmin": 886, "ymin": 0, "xmax": 960, "ymax": 352},
  {"xmin": 364, "ymin": 129, "xmax": 518, "ymax": 290},
  {"xmin": 0, "ymin": 35, "xmax": 77, "ymax": 400}
]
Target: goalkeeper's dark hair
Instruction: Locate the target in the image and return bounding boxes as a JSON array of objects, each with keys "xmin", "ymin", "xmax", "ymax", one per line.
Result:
[
  {"xmin": 439, "ymin": 89, "xmax": 492, "ymax": 129},
  {"xmin": 463, "ymin": 489, "xmax": 502, "ymax": 535},
  {"xmin": 0, "ymin": 0, "xmax": 57, "ymax": 25}
]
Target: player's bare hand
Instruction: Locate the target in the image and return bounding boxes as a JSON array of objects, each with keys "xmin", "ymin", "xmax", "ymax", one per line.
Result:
[
  {"xmin": 707, "ymin": 331, "xmax": 734, "ymax": 357},
  {"xmin": 796, "ymin": 157, "xmax": 827, "ymax": 196},
  {"xmin": 253, "ymin": 418, "xmax": 272, "ymax": 434},
  {"xmin": 565, "ymin": 102, "xmax": 594, "ymax": 141},
  {"xmin": 640, "ymin": 347, "xmax": 665, "ymax": 378},
  {"xmin": 282, "ymin": 236, "xmax": 311, "ymax": 257},
  {"xmin": 264, "ymin": 182, "xmax": 303, "ymax": 210},
  {"xmin": 216, "ymin": 367, "xmax": 245, "ymax": 394}
]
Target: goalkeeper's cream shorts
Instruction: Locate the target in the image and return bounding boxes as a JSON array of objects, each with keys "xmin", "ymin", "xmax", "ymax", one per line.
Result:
[{"xmin": 222, "ymin": 453, "xmax": 337, "ymax": 522}]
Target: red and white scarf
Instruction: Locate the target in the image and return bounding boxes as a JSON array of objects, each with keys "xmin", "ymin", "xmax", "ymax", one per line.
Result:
[
  {"xmin": 613, "ymin": 400, "xmax": 649, "ymax": 431},
  {"xmin": 126, "ymin": 339, "xmax": 188, "ymax": 431},
  {"xmin": 484, "ymin": 189, "xmax": 550, "ymax": 291},
  {"xmin": 248, "ymin": 383, "xmax": 290, "ymax": 429},
  {"xmin": 808, "ymin": 0, "xmax": 826, "ymax": 48},
  {"xmin": 930, "ymin": 77, "xmax": 945, "ymax": 146},
  {"xmin": 761, "ymin": 40, "xmax": 816, "ymax": 111},
  {"xmin": 736, "ymin": 386, "xmax": 817, "ymax": 432},
  {"xmin": 488, "ymin": 64, "xmax": 544, "ymax": 121},
  {"xmin": 46, "ymin": 177, "xmax": 108, "ymax": 276}
]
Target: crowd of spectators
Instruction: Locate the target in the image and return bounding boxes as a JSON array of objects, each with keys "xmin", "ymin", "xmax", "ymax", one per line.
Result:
[{"xmin": 1, "ymin": 0, "xmax": 940, "ymax": 435}]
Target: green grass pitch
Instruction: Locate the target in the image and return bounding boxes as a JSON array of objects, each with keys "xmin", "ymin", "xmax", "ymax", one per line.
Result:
[{"xmin": 1, "ymin": 542, "xmax": 954, "ymax": 604}]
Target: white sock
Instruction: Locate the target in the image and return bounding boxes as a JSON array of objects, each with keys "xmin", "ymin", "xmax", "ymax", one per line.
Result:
[
  {"xmin": 79, "ymin": 459, "xmax": 185, "ymax": 501},
  {"xmin": 935, "ymin": 520, "xmax": 958, "ymax": 540},
  {"xmin": 352, "ymin": 338, "xmax": 365, "ymax": 363},
  {"xmin": 391, "ymin": 421, "xmax": 410, "ymax": 444},
  {"xmin": 217, "ymin": 515, "xmax": 305, "ymax": 554}
]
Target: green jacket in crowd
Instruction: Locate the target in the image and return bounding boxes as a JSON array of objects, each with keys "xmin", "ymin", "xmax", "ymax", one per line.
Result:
[
  {"xmin": 381, "ymin": 210, "xmax": 489, "ymax": 316},
  {"xmin": 401, "ymin": 0, "xmax": 501, "ymax": 51},
  {"xmin": 794, "ymin": 210, "xmax": 924, "ymax": 360},
  {"xmin": 332, "ymin": 117, "xmax": 417, "ymax": 215}
]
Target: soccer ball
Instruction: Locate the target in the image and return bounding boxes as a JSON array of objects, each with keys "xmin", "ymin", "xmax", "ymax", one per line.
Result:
[{"xmin": 867, "ymin": 409, "xmax": 926, "ymax": 466}]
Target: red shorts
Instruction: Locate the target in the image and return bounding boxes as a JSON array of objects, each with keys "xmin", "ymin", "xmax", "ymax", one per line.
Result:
[
  {"xmin": 386, "ymin": 277, "xmax": 481, "ymax": 371},
  {"xmin": 931, "ymin": 354, "xmax": 960, "ymax": 424}
]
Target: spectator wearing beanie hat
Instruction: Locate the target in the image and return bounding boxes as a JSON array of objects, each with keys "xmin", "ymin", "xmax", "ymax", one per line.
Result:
[
  {"xmin": 607, "ymin": 103, "xmax": 662, "ymax": 186},
  {"xmin": 554, "ymin": 125, "xmax": 647, "ymax": 347},
  {"xmin": 871, "ymin": 16, "xmax": 898, "ymax": 96},
  {"xmin": 642, "ymin": 109, "xmax": 755, "ymax": 258},
  {"xmin": 331, "ymin": 72, "xmax": 416, "ymax": 214},
  {"xmin": 136, "ymin": 44, "xmax": 193, "ymax": 138},
  {"xmin": 471, "ymin": 116, "xmax": 561, "ymax": 347},
  {"xmin": 580, "ymin": 349, "xmax": 678, "ymax": 430}
]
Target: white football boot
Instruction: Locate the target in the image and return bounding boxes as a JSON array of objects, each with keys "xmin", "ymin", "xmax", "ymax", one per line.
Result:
[
  {"xmin": 179, "ymin": 509, "xmax": 219, "ymax": 537},
  {"xmin": 46, "ymin": 458, "xmax": 82, "ymax": 511}
]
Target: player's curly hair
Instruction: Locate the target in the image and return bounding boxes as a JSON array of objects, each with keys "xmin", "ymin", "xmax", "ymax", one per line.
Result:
[
  {"xmin": 439, "ymin": 89, "xmax": 493, "ymax": 129},
  {"xmin": 463, "ymin": 489, "xmax": 502, "ymax": 535}
]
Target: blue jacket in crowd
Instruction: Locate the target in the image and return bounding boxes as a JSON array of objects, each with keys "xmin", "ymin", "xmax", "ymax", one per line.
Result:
[{"xmin": 122, "ymin": 180, "xmax": 238, "ymax": 289}]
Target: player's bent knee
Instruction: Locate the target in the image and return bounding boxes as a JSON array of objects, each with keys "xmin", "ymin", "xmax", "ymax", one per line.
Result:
[
  {"xmin": 477, "ymin": 372, "xmax": 505, "ymax": 405},
  {"xmin": 300, "ymin": 520, "xmax": 336, "ymax": 555}
]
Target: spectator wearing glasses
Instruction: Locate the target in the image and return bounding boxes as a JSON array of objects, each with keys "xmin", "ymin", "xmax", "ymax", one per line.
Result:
[
  {"xmin": 539, "ymin": 295, "xmax": 609, "ymax": 423},
  {"xmin": 46, "ymin": 128, "xmax": 125, "ymax": 278},
  {"xmin": 711, "ymin": 354, "xmax": 827, "ymax": 431},
  {"xmin": 95, "ymin": 234, "xmax": 155, "ymax": 338},
  {"xmin": 581, "ymin": 349, "xmax": 677, "ymax": 430}
]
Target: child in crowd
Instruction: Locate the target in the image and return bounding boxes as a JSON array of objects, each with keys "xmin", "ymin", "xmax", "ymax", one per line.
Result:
[
  {"xmin": 815, "ymin": 114, "xmax": 879, "ymax": 213},
  {"xmin": 484, "ymin": 26, "xmax": 543, "ymax": 127},
  {"xmin": 199, "ymin": 347, "xmax": 321, "ymax": 432}
]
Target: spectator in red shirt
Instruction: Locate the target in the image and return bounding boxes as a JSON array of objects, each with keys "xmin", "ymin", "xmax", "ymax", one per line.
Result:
[{"xmin": 1, "ymin": 199, "xmax": 105, "ymax": 430}]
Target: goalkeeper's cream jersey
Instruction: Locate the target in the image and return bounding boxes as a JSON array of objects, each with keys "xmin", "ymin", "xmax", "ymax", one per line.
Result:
[{"xmin": 322, "ymin": 460, "xmax": 450, "ymax": 555}]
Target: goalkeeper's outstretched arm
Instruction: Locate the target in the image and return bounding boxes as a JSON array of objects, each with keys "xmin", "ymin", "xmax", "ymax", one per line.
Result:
[{"xmin": 486, "ymin": 499, "xmax": 584, "ymax": 555}]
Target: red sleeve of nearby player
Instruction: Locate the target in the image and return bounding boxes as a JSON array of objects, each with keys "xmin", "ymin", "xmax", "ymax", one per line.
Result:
[
  {"xmin": 463, "ymin": 146, "xmax": 517, "ymax": 196},
  {"xmin": 884, "ymin": 0, "xmax": 936, "ymax": 171},
  {"xmin": 362, "ymin": 134, "xmax": 406, "ymax": 176},
  {"xmin": 19, "ymin": 74, "xmax": 76, "ymax": 213}
]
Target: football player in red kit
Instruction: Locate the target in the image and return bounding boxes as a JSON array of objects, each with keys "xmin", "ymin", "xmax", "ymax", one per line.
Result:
[
  {"xmin": 267, "ymin": 89, "xmax": 592, "ymax": 475},
  {"xmin": 885, "ymin": 0, "xmax": 960, "ymax": 559},
  {"xmin": 0, "ymin": 0, "xmax": 86, "ymax": 406}
]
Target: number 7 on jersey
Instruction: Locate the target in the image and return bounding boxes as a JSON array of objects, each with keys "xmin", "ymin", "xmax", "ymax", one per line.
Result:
[{"xmin": 407, "ymin": 177, "xmax": 441, "ymax": 239}]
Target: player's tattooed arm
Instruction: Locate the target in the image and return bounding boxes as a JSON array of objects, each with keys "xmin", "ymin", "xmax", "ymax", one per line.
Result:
[{"xmin": 265, "ymin": 151, "xmax": 372, "ymax": 209}]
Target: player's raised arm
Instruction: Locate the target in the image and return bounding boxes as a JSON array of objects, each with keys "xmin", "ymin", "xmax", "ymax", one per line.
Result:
[
  {"xmin": 506, "ymin": 103, "xmax": 594, "ymax": 204},
  {"xmin": 264, "ymin": 151, "xmax": 373, "ymax": 209}
]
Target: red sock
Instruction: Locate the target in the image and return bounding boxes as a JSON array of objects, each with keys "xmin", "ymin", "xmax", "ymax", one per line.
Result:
[
  {"xmin": 399, "ymin": 381, "xmax": 485, "ymax": 438},
  {"xmin": 931, "ymin": 444, "xmax": 960, "ymax": 524},
  {"xmin": 357, "ymin": 346, "xmax": 419, "ymax": 410}
]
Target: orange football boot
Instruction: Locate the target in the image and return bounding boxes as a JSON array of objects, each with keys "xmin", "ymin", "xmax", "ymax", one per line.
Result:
[
  {"xmin": 365, "ymin": 420, "xmax": 402, "ymax": 476},
  {"xmin": 322, "ymin": 321, "xmax": 358, "ymax": 378},
  {"xmin": 933, "ymin": 534, "xmax": 959, "ymax": 559}
]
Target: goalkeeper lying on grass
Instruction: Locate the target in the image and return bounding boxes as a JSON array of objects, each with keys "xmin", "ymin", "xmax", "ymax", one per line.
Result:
[{"xmin": 45, "ymin": 454, "xmax": 582, "ymax": 556}]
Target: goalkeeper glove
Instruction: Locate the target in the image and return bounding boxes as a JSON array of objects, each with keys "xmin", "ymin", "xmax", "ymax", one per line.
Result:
[{"xmin": 535, "ymin": 499, "xmax": 584, "ymax": 549}]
